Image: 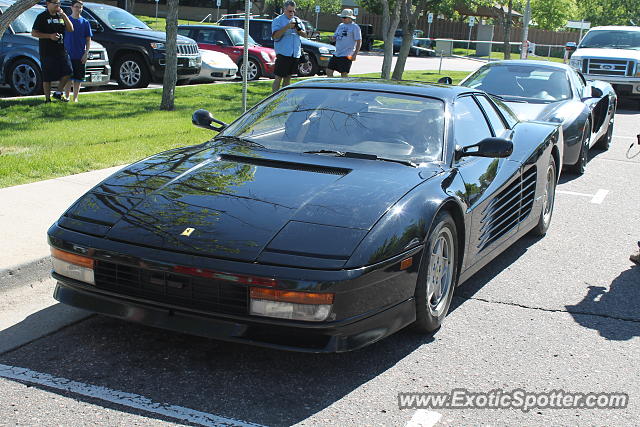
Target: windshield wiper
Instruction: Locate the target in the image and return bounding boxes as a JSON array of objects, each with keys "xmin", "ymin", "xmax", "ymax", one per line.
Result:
[
  {"xmin": 304, "ymin": 150, "xmax": 416, "ymax": 167},
  {"xmin": 216, "ymin": 135, "xmax": 266, "ymax": 148}
]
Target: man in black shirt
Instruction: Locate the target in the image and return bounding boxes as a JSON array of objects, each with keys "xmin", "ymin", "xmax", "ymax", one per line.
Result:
[{"xmin": 32, "ymin": 0, "xmax": 74, "ymax": 102}]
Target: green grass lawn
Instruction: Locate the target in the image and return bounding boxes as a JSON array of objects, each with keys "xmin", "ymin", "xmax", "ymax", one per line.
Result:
[
  {"xmin": 0, "ymin": 70, "xmax": 472, "ymax": 188},
  {"xmin": 452, "ymin": 48, "xmax": 564, "ymax": 63}
]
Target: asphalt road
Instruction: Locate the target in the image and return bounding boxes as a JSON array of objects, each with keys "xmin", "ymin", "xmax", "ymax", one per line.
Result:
[
  {"xmin": 0, "ymin": 99, "xmax": 639, "ymax": 426},
  {"xmin": 0, "ymin": 53, "xmax": 482, "ymax": 98}
]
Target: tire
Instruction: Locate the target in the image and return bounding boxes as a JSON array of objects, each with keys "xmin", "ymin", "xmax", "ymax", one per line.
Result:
[
  {"xmin": 595, "ymin": 116, "xmax": 614, "ymax": 150},
  {"xmin": 571, "ymin": 119, "xmax": 590, "ymax": 175},
  {"xmin": 8, "ymin": 58, "xmax": 42, "ymax": 96},
  {"xmin": 238, "ymin": 58, "xmax": 261, "ymax": 81},
  {"xmin": 413, "ymin": 211, "xmax": 459, "ymax": 333},
  {"xmin": 530, "ymin": 156, "xmax": 557, "ymax": 236},
  {"xmin": 115, "ymin": 54, "xmax": 151, "ymax": 89},
  {"xmin": 297, "ymin": 52, "xmax": 318, "ymax": 77}
]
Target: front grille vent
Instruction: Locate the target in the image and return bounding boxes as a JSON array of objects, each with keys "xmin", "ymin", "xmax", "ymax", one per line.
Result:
[
  {"xmin": 94, "ymin": 261, "xmax": 248, "ymax": 315},
  {"xmin": 478, "ymin": 166, "xmax": 537, "ymax": 251},
  {"xmin": 221, "ymin": 154, "xmax": 351, "ymax": 175},
  {"xmin": 177, "ymin": 43, "xmax": 199, "ymax": 56},
  {"xmin": 583, "ymin": 58, "xmax": 635, "ymax": 77}
]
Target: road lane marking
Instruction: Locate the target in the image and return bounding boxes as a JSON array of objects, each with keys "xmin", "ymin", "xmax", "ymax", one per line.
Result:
[
  {"xmin": 0, "ymin": 364, "xmax": 263, "ymax": 427},
  {"xmin": 556, "ymin": 189, "xmax": 609, "ymax": 204},
  {"xmin": 405, "ymin": 409, "xmax": 442, "ymax": 427}
]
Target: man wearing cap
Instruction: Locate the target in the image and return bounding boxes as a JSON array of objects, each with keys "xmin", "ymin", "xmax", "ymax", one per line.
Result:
[
  {"xmin": 271, "ymin": 0, "xmax": 306, "ymax": 92},
  {"xmin": 327, "ymin": 9, "xmax": 361, "ymax": 78}
]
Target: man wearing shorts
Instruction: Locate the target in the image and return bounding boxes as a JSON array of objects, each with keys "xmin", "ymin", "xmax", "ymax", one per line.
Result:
[
  {"xmin": 327, "ymin": 9, "xmax": 361, "ymax": 78},
  {"xmin": 271, "ymin": 0, "xmax": 306, "ymax": 92},
  {"xmin": 64, "ymin": 0, "xmax": 92, "ymax": 102},
  {"xmin": 32, "ymin": 0, "xmax": 74, "ymax": 102}
]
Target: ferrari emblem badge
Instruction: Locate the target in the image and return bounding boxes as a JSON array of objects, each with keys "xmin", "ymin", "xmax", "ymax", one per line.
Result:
[{"xmin": 180, "ymin": 228, "xmax": 195, "ymax": 237}]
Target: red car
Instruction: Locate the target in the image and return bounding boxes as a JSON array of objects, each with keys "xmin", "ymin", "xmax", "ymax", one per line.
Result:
[{"xmin": 178, "ymin": 25, "xmax": 275, "ymax": 80}]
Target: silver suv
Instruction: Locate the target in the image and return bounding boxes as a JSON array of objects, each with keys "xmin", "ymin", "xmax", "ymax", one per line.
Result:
[
  {"xmin": 0, "ymin": 0, "xmax": 111, "ymax": 96},
  {"xmin": 569, "ymin": 26, "xmax": 640, "ymax": 102}
]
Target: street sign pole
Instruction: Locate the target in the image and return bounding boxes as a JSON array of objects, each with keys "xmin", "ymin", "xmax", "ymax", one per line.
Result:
[
  {"xmin": 467, "ymin": 17, "xmax": 474, "ymax": 53},
  {"xmin": 154, "ymin": 0, "xmax": 159, "ymax": 26},
  {"xmin": 578, "ymin": 18, "xmax": 585, "ymax": 43},
  {"xmin": 427, "ymin": 13, "xmax": 433, "ymax": 38},
  {"xmin": 315, "ymin": 5, "xmax": 320, "ymax": 34},
  {"xmin": 216, "ymin": 0, "xmax": 221, "ymax": 21}
]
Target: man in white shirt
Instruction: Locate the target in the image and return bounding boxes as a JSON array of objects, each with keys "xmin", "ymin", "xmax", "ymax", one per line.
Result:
[{"xmin": 327, "ymin": 9, "xmax": 361, "ymax": 78}]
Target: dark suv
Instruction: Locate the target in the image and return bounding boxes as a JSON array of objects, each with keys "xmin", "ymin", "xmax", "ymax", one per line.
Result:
[
  {"xmin": 218, "ymin": 17, "xmax": 335, "ymax": 77},
  {"xmin": 57, "ymin": 1, "xmax": 201, "ymax": 88}
]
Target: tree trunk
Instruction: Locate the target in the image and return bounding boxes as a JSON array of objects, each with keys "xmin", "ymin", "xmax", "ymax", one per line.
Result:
[
  {"xmin": 0, "ymin": 0, "xmax": 38, "ymax": 36},
  {"xmin": 392, "ymin": 0, "xmax": 428, "ymax": 80},
  {"xmin": 380, "ymin": 0, "xmax": 403, "ymax": 79},
  {"xmin": 160, "ymin": 0, "xmax": 179, "ymax": 111},
  {"xmin": 503, "ymin": 0, "xmax": 513, "ymax": 60}
]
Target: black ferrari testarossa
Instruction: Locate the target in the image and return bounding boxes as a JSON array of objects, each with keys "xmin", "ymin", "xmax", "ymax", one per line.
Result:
[
  {"xmin": 458, "ymin": 60, "xmax": 616, "ymax": 175},
  {"xmin": 49, "ymin": 78, "xmax": 563, "ymax": 352}
]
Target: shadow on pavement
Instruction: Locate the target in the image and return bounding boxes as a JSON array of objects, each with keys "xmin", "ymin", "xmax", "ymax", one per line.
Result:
[
  {"xmin": 0, "ymin": 304, "xmax": 429, "ymax": 426},
  {"xmin": 564, "ymin": 265, "xmax": 640, "ymax": 340}
]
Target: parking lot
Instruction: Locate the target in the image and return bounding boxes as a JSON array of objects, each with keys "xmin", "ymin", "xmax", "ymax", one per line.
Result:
[{"xmin": 0, "ymin": 75, "xmax": 638, "ymax": 427}]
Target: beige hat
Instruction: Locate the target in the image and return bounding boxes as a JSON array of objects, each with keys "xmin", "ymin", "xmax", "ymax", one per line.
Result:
[{"xmin": 337, "ymin": 8, "xmax": 356, "ymax": 19}]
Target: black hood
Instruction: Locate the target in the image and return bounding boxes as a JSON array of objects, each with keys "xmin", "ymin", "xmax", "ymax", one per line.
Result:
[{"xmin": 64, "ymin": 143, "xmax": 440, "ymax": 262}]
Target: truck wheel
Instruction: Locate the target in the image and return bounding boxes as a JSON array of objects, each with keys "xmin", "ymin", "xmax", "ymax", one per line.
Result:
[
  {"xmin": 297, "ymin": 52, "xmax": 318, "ymax": 77},
  {"xmin": 116, "ymin": 54, "xmax": 151, "ymax": 89},
  {"xmin": 8, "ymin": 59, "xmax": 42, "ymax": 96}
]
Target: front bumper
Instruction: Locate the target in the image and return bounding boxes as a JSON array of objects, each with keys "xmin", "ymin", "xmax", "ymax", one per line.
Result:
[
  {"xmin": 83, "ymin": 63, "xmax": 111, "ymax": 87},
  {"xmin": 53, "ymin": 275, "xmax": 416, "ymax": 353},
  {"xmin": 151, "ymin": 56, "xmax": 202, "ymax": 80},
  {"xmin": 48, "ymin": 226, "xmax": 422, "ymax": 352}
]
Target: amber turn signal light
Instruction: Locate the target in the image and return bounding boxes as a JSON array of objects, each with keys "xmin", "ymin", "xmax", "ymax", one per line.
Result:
[
  {"xmin": 250, "ymin": 287, "xmax": 335, "ymax": 305},
  {"xmin": 50, "ymin": 247, "xmax": 94, "ymax": 269}
]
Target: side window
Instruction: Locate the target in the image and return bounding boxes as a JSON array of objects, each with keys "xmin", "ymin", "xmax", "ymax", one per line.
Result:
[
  {"xmin": 212, "ymin": 29, "xmax": 230, "ymax": 45},
  {"xmin": 475, "ymin": 95, "xmax": 508, "ymax": 136},
  {"xmin": 177, "ymin": 28, "xmax": 191, "ymax": 38},
  {"xmin": 453, "ymin": 96, "xmax": 492, "ymax": 148},
  {"xmin": 571, "ymin": 70, "xmax": 586, "ymax": 97},
  {"xmin": 490, "ymin": 97, "xmax": 519, "ymax": 128}
]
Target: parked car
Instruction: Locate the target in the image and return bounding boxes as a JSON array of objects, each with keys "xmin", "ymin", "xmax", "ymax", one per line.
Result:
[
  {"xmin": 300, "ymin": 19, "xmax": 320, "ymax": 40},
  {"xmin": 0, "ymin": 0, "xmax": 110, "ymax": 96},
  {"xmin": 192, "ymin": 49, "xmax": 237, "ymax": 82},
  {"xmin": 457, "ymin": 60, "xmax": 617, "ymax": 174},
  {"xmin": 393, "ymin": 29, "xmax": 434, "ymax": 56},
  {"xmin": 358, "ymin": 23, "xmax": 374, "ymax": 51},
  {"xmin": 567, "ymin": 26, "xmax": 640, "ymax": 104},
  {"xmin": 51, "ymin": 0, "xmax": 201, "ymax": 88},
  {"xmin": 217, "ymin": 17, "xmax": 335, "ymax": 77},
  {"xmin": 49, "ymin": 78, "xmax": 561, "ymax": 352},
  {"xmin": 178, "ymin": 24, "xmax": 275, "ymax": 81}
]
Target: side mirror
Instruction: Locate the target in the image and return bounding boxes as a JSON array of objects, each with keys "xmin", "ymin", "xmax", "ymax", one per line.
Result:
[
  {"xmin": 215, "ymin": 41, "xmax": 224, "ymax": 46},
  {"xmin": 583, "ymin": 85, "xmax": 603, "ymax": 99},
  {"xmin": 89, "ymin": 21, "xmax": 103, "ymax": 32},
  {"xmin": 455, "ymin": 137, "xmax": 513, "ymax": 160},
  {"xmin": 565, "ymin": 42, "xmax": 577, "ymax": 52},
  {"xmin": 192, "ymin": 109, "xmax": 228, "ymax": 132},
  {"xmin": 437, "ymin": 76, "xmax": 453, "ymax": 85}
]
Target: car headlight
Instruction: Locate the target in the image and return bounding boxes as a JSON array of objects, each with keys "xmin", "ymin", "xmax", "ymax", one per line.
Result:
[
  {"xmin": 51, "ymin": 247, "xmax": 95, "ymax": 285},
  {"xmin": 318, "ymin": 47, "xmax": 330, "ymax": 54},
  {"xmin": 569, "ymin": 57, "xmax": 582, "ymax": 70},
  {"xmin": 150, "ymin": 42, "xmax": 165, "ymax": 50},
  {"xmin": 260, "ymin": 51, "xmax": 271, "ymax": 62},
  {"xmin": 87, "ymin": 51, "xmax": 102, "ymax": 60}
]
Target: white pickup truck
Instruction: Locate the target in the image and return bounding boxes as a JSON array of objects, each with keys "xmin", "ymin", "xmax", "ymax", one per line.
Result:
[{"xmin": 568, "ymin": 26, "xmax": 640, "ymax": 103}]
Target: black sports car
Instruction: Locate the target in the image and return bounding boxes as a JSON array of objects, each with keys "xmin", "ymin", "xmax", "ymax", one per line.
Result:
[
  {"xmin": 48, "ymin": 79, "xmax": 562, "ymax": 352},
  {"xmin": 457, "ymin": 60, "xmax": 616, "ymax": 174}
]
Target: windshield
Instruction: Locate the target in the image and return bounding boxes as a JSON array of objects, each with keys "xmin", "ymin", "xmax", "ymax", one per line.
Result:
[
  {"xmin": 89, "ymin": 6, "xmax": 149, "ymax": 30},
  {"xmin": 579, "ymin": 30, "xmax": 640, "ymax": 50},
  {"xmin": 463, "ymin": 65, "xmax": 572, "ymax": 102},
  {"xmin": 4, "ymin": 6, "xmax": 43, "ymax": 33},
  {"xmin": 221, "ymin": 87, "xmax": 445, "ymax": 162},
  {"xmin": 227, "ymin": 28, "xmax": 257, "ymax": 46}
]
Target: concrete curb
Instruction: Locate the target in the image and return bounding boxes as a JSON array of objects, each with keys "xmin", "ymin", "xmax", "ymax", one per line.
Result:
[{"xmin": 0, "ymin": 256, "xmax": 52, "ymax": 294}]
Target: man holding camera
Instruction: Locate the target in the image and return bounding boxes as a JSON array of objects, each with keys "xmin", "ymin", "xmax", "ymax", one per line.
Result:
[
  {"xmin": 271, "ymin": 0, "xmax": 306, "ymax": 92},
  {"xmin": 32, "ymin": 0, "xmax": 74, "ymax": 103}
]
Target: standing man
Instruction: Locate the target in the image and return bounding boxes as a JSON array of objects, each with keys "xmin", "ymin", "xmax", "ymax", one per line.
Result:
[
  {"xmin": 64, "ymin": 0, "xmax": 92, "ymax": 102},
  {"xmin": 271, "ymin": 0, "xmax": 306, "ymax": 92},
  {"xmin": 32, "ymin": 0, "xmax": 74, "ymax": 103},
  {"xmin": 327, "ymin": 9, "xmax": 361, "ymax": 78}
]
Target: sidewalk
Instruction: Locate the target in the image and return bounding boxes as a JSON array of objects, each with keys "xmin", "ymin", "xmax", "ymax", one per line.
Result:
[{"xmin": 0, "ymin": 166, "xmax": 122, "ymax": 276}]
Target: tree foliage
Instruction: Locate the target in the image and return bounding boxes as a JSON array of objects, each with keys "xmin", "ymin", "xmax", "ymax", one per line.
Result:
[
  {"xmin": 531, "ymin": 0, "xmax": 578, "ymax": 30},
  {"xmin": 0, "ymin": 0, "xmax": 38, "ymax": 36},
  {"xmin": 577, "ymin": 0, "xmax": 639, "ymax": 26}
]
